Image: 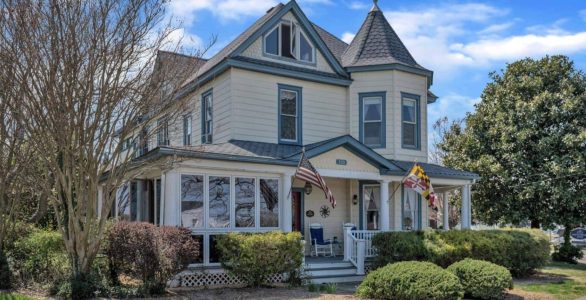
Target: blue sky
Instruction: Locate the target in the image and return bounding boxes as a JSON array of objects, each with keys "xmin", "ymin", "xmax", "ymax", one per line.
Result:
[{"xmin": 166, "ymin": 0, "xmax": 586, "ymax": 144}]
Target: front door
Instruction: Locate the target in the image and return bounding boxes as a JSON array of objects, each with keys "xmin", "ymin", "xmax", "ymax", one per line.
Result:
[
  {"xmin": 363, "ymin": 184, "xmax": 380, "ymax": 230},
  {"xmin": 292, "ymin": 190, "xmax": 303, "ymax": 233}
]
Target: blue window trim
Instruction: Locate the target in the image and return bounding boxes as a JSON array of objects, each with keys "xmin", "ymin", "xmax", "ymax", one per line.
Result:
[
  {"xmin": 401, "ymin": 186, "xmax": 422, "ymax": 231},
  {"xmin": 277, "ymin": 83, "xmax": 303, "ymax": 145},
  {"xmin": 358, "ymin": 180, "xmax": 379, "ymax": 230},
  {"xmin": 401, "ymin": 92, "xmax": 421, "ymax": 150},
  {"xmin": 292, "ymin": 187, "xmax": 305, "ymax": 235},
  {"xmin": 201, "ymin": 88, "xmax": 213, "ymax": 144},
  {"xmin": 359, "ymin": 92, "xmax": 386, "ymax": 149}
]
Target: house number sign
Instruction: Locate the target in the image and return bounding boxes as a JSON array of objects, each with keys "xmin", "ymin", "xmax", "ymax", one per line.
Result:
[{"xmin": 336, "ymin": 159, "xmax": 347, "ymax": 165}]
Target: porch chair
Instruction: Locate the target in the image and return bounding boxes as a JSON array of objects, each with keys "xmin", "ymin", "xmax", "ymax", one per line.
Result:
[{"xmin": 310, "ymin": 223, "xmax": 334, "ymax": 257}]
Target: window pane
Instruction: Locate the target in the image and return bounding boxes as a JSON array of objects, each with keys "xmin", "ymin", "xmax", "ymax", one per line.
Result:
[
  {"xmin": 402, "ymin": 99, "xmax": 416, "ymax": 122},
  {"xmin": 364, "ymin": 98, "xmax": 382, "ymax": 121},
  {"xmin": 300, "ymin": 33, "xmax": 313, "ymax": 62},
  {"xmin": 181, "ymin": 175, "xmax": 204, "ymax": 228},
  {"xmin": 235, "ymin": 177, "xmax": 255, "ymax": 227},
  {"xmin": 403, "ymin": 123, "xmax": 416, "ymax": 147},
  {"xmin": 364, "ymin": 122, "xmax": 381, "ymax": 146},
  {"xmin": 260, "ymin": 179, "xmax": 279, "ymax": 227},
  {"xmin": 116, "ymin": 183, "xmax": 131, "ymax": 220},
  {"xmin": 364, "ymin": 186, "xmax": 380, "ymax": 230},
  {"xmin": 209, "ymin": 235, "xmax": 221, "ymax": 263},
  {"xmin": 403, "ymin": 189, "xmax": 420, "ymax": 230},
  {"xmin": 280, "ymin": 90, "xmax": 297, "ymax": 115},
  {"xmin": 209, "ymin": 176, "xmax": 230, "ymax": 228},
  {"xmin": 191, "ymin": 235, "xmax": 204, "ymax": 264},
  {"xmin": 265, "ymin": 27, "xmax": 279, "ymax": 55},
  {"xmin": 281, "ymin": 23, "xmax": 294, "ymax": 58},
  {"xmin": 291, "ymin": 23, "xmax": 297, "ymax": 59},
  {"xmin": 281, "ymin": 115, "xmax": 296, "ymax": 141}
]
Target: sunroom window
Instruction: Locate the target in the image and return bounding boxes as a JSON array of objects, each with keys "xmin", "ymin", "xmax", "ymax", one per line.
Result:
[{"xmin": 264, "ymin": 21, "xmax": 314, "ymax": 63}]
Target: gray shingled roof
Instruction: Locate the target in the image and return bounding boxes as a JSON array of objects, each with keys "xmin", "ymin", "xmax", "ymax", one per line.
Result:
[
  {"xmin": 148, "ymin": 136, "xmax": 478, "ymax": 179},
  {"xmin": 182, "ymin": 3, "xmax": 286, "ymax": 85},
  {"xmin": 341, "ymin": 3, "xmax": 428, "ymax": 71},
  {"xmin": 312, "ymin": 23, "xmax": 349, "ymax": 64},
  {"xmin": 389, "ymin": 160, "xmax": 480, "ymax": 179}
]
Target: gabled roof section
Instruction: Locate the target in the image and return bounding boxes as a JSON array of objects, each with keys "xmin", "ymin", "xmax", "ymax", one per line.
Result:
[
  {"xmin": 312, "ymin": 23, "xmax": 349, "ymax": 64},
  {"xmin": 341, "ymin": 2, "xmax": 429, "ymax": 72}
]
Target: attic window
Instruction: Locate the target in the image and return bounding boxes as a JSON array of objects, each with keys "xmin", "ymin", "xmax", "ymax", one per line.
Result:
[{"xmin": 264, "ymin": 21, "xmax": 314, "ymax": 63}]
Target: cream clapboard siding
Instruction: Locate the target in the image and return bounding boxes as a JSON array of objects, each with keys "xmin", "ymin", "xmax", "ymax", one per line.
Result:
[
  {"xmin": 240, "ymin": 12, "xmax": 336, "ymax": 75},
  {"xmin": 230, "ymin": 68, "xmax": 348, "ymax": 144},
  {"xmin": 349, "ymin": 70, "xmax": 428, "ymax": 162}
]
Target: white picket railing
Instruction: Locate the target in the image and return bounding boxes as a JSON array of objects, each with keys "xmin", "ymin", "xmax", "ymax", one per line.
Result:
[
  {"xmin": 351, "ymin": 230, "xmax": 378, "ymax": 257},
  {"xmin": 343, "ymin": 227, "xmax": 388, "ymax": 275}
]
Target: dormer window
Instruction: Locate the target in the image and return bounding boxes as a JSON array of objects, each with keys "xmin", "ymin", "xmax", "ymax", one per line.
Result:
[{"xmin": 264, "ymin": 21, "xmax": 314, "ymax": 63}]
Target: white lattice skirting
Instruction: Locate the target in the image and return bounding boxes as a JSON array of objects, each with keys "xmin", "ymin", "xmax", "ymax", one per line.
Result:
[{"xmin": 172, "ymin": 268, "xmax": 287, "ymax": 288}]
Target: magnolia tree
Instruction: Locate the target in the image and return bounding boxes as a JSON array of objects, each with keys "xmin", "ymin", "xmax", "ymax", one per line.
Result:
[
  {"xmin": 0, "ymin": 0, "xmax": 211, "ymax": 282},
  {"xmin": 438, "ymin": 56, "xmax": 586, "ymax": 232}
]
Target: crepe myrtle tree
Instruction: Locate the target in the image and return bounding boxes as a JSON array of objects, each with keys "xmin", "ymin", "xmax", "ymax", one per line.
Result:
[
  {"xmin": 438, "ymin": 55, "xmax": 586, "ymax": 234},
  {"xmin": 0, "ymin": 0, "xmax": 212, "ymax": 282}
]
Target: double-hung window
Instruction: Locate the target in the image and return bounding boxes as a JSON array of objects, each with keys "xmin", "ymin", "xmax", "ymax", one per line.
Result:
[
  {"xmin": 157, "ymin": 117, "xmax": 169, "ymax": 146},
  {"xmin": 183, "ymin": 114, "xmax": 192, "ymax": 146},
  {"xmin": 401, "ymin": 93, "xmax": 420, "ymax": 149},
  {"xmin": 201, "ymin": 90, "xmax": 213, "ymax": 144},
  {"xmin": 359, "ymin": 92, "xmax": 386, "ymax": 148},
  {"xmin": 278, "ymin": 84, "xmax": 302, "ymax": 144},
  {"xmin": 264, "ymin": 21, "xmax": 314, "ymax": 63}
]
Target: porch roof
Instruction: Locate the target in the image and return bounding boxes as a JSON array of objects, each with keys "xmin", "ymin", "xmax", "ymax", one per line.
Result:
[{"xmin": 138, "ymin": 135, "xmax": 479, "ymax": 180}]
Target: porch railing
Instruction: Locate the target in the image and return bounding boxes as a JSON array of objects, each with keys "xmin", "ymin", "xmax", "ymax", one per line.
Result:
[{"xmin": 343, "ymin": 227, "xmax": 381, "ymax": 275}]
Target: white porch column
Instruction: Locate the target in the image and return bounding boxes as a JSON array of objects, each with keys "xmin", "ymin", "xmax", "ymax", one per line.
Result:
[
  {"xmin": 379, "ymin": 179, "xmax": 390, "ymax": 231},
  {"xmin": 461, "ymin": 184, "xmax": 471, "ymax": 229},
  {"xmin": 443, "ymin": 192, "xmax": 449, "ymax": 230},
  {"xmin": 282, "ymin": 172, "xmax": 294, "ymax": 232}
]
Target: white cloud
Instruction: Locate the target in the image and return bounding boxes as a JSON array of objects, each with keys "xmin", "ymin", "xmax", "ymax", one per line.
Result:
[
  {"xmin": 348, "ymin": 1, "xmax": 370, "ymax": 10},
  {"xmin": 428, "ymin": 93, "xmax": 480, "ymax": 125},
  {"xmin": 168, "ymin": 0, "xmax": 278, "ymax": 25},
  {"xmin": 341, "ymin": 32, "xmax": 355, "ymax": 44},
  {"xmin": 383, "ymin": 3, "xmax": 586, "ymax": 78}
]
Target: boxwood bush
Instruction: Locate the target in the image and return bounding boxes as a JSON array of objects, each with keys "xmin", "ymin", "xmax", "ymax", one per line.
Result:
[
  {"xmin": 216, "ymin": 231, "xmax": 303, "ymax": 287},
  {"xmin": 372, "ymin": 229, "xmax": 550, "ymax": 277},
  {"xmin": 356, "ymin": 261, "xmax": 463, "ymax": 300},
  {"xmin": 448, "ymin": 259, "xmax": 513, "ymax": 299}
]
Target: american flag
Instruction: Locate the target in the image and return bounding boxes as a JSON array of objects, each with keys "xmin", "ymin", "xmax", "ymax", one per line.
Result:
[{"xmin": 295, "ymin": 152, "xmax": 336, "ymax": 208}]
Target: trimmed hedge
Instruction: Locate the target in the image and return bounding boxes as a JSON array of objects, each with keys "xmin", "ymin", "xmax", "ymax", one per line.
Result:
[
  {"xmin": 216, "ymin": 231, "xmax": 303, "ymax": 287},
  {"xmin": 372, "ymin": 229, "xmax": 550, "ymax": 277},
  {"xmin": 356, "ymin": 261, "xmax": 463, "ymax": 300},
  {"xmin": 448, "ymin": 259, "xmax": 513, "ymax": 299}
]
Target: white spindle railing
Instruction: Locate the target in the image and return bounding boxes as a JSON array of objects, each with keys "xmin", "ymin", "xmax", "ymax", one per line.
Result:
[{"xmin": 352, "ymin": 230, "xmax": 378, "ymax": 257}]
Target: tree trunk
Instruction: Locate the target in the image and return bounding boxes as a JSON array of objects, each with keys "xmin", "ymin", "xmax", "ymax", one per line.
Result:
[
  {"xmin": 564, "ymin": 224, "xmax": 572, "ymax": 245},
  {"xmin": 530, "ymin": 219, "xmax": 541, "ymax": 229}
]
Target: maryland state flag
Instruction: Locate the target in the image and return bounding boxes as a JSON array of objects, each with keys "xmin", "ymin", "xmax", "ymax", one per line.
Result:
[{"xmin": 403, "ymin": 164, "xmax": 438, "ymax": 208}]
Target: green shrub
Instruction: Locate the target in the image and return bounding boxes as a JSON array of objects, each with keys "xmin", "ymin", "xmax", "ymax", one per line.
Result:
[
  {"xmin": 448, "ymin": 259, "xmax": 513, "ymax": 299},
  {"xmin": 8, "ymin": 228, "xmax": 69, "ymax": 285},
  {"xmin": 552, "ymin": 242, "xmax": 584, "ymax": 264},
  {"xmin": 372, "ymin": 229, "xmax": 550, "ymax": 277},
  {"xmin": 356, "ymin": 261, "xmax": 463, "ymax": 300},
  {"xmin": 216, "ymin": 231, "xmax": 303, "ymax": 287}
]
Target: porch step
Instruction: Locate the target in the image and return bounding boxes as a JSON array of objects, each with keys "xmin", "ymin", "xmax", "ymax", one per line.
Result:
[
  {"xmin": 308, "ymin": 274, "xmax": 365, "ymax": 284},
  {"xmin": 304, "ymin": 259, "xmax": 363, "ymax": 284}
]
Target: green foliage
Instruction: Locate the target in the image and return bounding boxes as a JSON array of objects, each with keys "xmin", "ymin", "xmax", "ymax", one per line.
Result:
[
  {"xmin": 438, "ymin": 55, "xmax": 586, "ymax": 227},
  {"xmin": 216, "ymin": 231, "xmax": 303, "ymax": 287},
  {"xmin": 104, "ymin": 221, "xmax": 199, "ymax": 295},
  {"xmin": 373, "ymin": 229, "xmax": 550, "ymax": 277},
  {"xmin": 448, "ymin": 259, "xmax": 513, "ymax": 299},
  {"xmin": 320, "ymin": 283, "xmax": 337, "ymax": 293},
  {"xmin": 552, "ymin": 242, "xmax": 584, "ymax": 264},
  {"xmin": 0, "ymin": 293, "xmax": 35, "ymax": 300},
  {"xmin": 356, "ymin": 261, "xmax": 463, "ymax": 300},
  {"xmin": 307, "ymin": 283, "xmax": 318, "ymax": 292},
  {"xmin": 8, "ymin": 228, "xmax": 69, "ymax": 285},
  {"xmin": 0, "ymin": 250, "xmax": 10, "ymax": 289}
]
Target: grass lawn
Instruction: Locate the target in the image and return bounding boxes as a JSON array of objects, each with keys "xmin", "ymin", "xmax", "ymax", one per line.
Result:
[
  {"xmin": 514, "ymin": 262, "xmax": 586, "ymax": 300},
  {"xmin": 0, "ymin": 293, "xmax": 35, "ymax": 300}
]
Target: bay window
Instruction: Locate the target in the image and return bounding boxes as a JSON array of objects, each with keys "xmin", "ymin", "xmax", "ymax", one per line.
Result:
[
  {"xmin": 402, "ymin": 93, "xmax": 420, "ymax": 149},
  {"xmin": 359, "ymin": 92, "xmax": 386, "ymax": 148}
]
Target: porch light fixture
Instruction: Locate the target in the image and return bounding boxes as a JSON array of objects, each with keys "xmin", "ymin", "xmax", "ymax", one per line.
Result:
[
  {"xmin": 304, "ymin": 181, "xmax": 312, "ymax": 195},
  {"xmin": 352, "ymin": 194, "xmax": 358, "ymax": 205}
]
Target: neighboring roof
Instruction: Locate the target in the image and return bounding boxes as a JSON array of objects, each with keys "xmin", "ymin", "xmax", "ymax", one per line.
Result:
[
  {"xmin": 427, "ymin": 90, "xmax": 439, "ymax": 103},
  {"xmin": 182, "ymin": 3, "xmax": 286, "ymax": 86},
  {"xmin": 341, "ymin": 2, "xmax": 428, "ymax": 72},
  {"xmin": 311, "ymin": 23, "xmax": 349, "ymax": 64},
  {"xmin": 137, "ymin": 135, "xmax": 478, "ymax": 180},
  {"xmin": 389, "ymin": 160, "xmax": 480, "ymax": 180}
]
